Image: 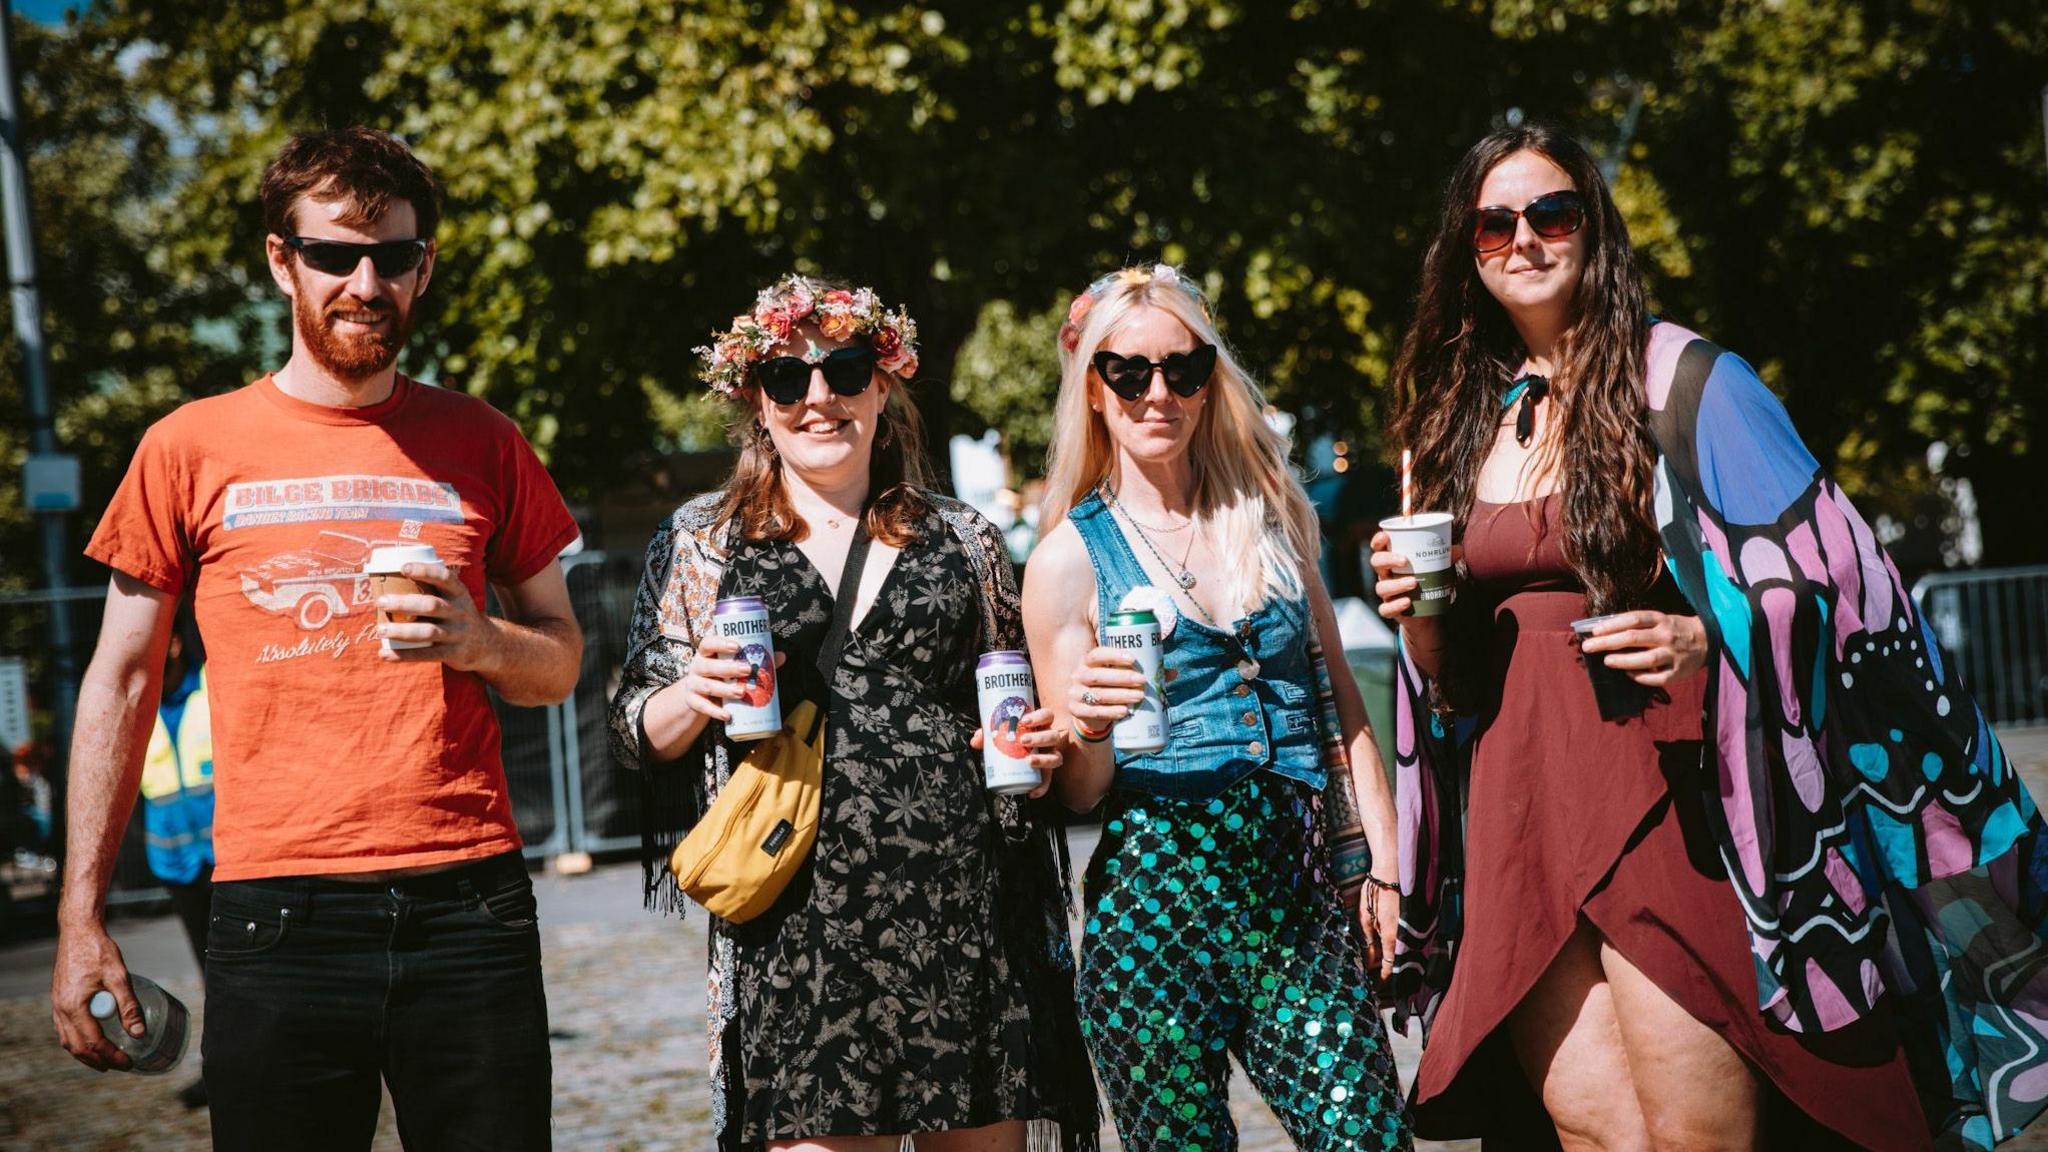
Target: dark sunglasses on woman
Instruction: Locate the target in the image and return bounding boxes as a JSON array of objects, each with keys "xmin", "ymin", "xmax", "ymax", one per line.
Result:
[
  {"xmin": 1092, "ymin": 343, "xmax": 1218, "ymax": 401},
  {"xmin": 1471, "ymin": 190, "xmax": 1586, "ymax": 254},
  {"xmin": 752, "ymin": 345, "xmax": 877, "ymax": 405},
  {"xmin": 282, "ymin": 236, "xmax": 431, "ymax": 278}
]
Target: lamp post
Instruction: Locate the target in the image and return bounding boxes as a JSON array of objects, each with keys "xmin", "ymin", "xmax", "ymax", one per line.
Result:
[{"xmin": 0, "ymin": 0, "xmax": 81, "ymax": 848}]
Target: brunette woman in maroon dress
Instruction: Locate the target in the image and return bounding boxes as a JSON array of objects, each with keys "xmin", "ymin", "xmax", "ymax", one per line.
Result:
[{"xmin": 1368, "ymin": 125, "xmax": 1927, "ymax": 1151}]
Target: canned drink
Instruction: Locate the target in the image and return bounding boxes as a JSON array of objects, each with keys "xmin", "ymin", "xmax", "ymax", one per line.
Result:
[
  {"xmin": 711, "ymin": 597, "xmax": 782, "ymax": 741},
  {"xmin": 1103, "ymin": 608, "xmax": 1168, "ymax": 753},
  {"xmin": 975, "ymin": 651, "xmax": 1041, "ymax": 795}
]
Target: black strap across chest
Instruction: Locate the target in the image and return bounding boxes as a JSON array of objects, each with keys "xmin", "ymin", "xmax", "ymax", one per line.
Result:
[{"xmin": 814, "ymin": 515, "xmax": 874, "ymax": 683}]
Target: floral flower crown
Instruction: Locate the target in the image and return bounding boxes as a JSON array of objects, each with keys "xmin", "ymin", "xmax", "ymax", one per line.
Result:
[
  {"xmin": 695, "ymin": 273, "xmax": 921, "ymax": 396},
  {"xmin": 1059, "ymin": 263, "xmax": 1213, "ymax": 353}
]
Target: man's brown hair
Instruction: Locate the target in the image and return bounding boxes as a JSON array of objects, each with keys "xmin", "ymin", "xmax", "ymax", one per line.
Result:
[{"xmin": 259, "ymin": 127, "xmax": 442, "ymax": 240}]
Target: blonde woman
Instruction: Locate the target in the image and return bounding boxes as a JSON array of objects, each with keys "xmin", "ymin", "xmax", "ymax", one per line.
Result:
[{"xmin": 1022, "ymin": 265, "xmax": 1411, "ymax": 1151}]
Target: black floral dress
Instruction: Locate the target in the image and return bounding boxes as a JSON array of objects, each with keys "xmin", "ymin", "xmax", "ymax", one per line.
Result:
[{"xmin": 718, "ymin": 514, "xmax": 1046, "ymax": 1144}]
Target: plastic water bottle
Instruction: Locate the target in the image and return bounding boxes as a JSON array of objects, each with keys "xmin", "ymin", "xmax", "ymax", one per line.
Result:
[{"xmin": 88, "ymin": 974, "xmax": 190, "ymax": 1075}]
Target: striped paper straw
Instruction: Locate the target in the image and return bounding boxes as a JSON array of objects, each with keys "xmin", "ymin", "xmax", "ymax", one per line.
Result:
[{"xmin": 1400, "ymin": 448, "xmax": 1412, "ymax": 520}]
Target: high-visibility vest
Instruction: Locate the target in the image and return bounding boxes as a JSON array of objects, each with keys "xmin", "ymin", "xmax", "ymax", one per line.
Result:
[{"xmin": 141, "ymin": 666, "xmax": 214, "ymax": 885}]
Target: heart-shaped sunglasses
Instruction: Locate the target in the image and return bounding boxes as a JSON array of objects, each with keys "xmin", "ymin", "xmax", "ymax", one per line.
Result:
[{"xmin": 1091, "ymin": 343, "xmax": 1218, "ymax": 401}]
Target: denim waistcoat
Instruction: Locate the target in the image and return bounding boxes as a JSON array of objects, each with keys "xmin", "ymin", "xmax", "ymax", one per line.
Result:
[{"xmin": 1069, "ymin": 492, "xmax": 1324, "ymax": 800}]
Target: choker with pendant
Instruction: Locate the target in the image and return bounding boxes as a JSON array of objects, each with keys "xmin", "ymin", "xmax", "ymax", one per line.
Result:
[{"xmin": 1502, "ymin": 373, "xmax": 1550, "ymax": 447}]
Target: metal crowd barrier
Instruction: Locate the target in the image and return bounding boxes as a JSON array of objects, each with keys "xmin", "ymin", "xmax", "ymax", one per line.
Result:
[
  {"xmin": 393, "ymin": 548, "xmax": 652, "ymax": 867},
  {"xmin": 15, "ymin": 557, "xmax": 2040, "ymax": 909},
  {"xmin": 1912, "ymin": 564, "xmax": 2048, "ymax": 729},
  {"xmin": 1, "ymin": 550, "xmax": 652, "ymax": 913}
]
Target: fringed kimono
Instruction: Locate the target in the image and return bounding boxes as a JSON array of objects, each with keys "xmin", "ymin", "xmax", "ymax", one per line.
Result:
[
  {"xmin": 1391, "ymin": 322, "xmax": 2048, "ymax": 1149},
  {"xmin": 608, "ymin": 489, "xmax": 1099, "ymax": 1151}
]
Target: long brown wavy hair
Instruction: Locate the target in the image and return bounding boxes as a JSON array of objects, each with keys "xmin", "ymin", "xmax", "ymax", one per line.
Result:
[
  {"xmin": 713, "ymin": 325, "xmax": 931, "ymax": 547},
  {"xmin": 1388, "ymin": 124, "xmax": 1661, "ymax": 615}
]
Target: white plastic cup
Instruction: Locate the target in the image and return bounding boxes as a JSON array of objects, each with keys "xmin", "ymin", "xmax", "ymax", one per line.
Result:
[
  {"xmin": 1378, "ymin": 513, "xmax": 1455, "ymax": 617},
  {"xmin": 365, "ymin": 543, "xmax": 442, "ymax": 653}
]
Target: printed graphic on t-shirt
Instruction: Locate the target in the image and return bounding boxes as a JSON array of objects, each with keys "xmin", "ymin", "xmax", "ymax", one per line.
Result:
[
  {"xmin": 221, "ymin": 474, "xmax": 469, "ymax": 663},
  {"xmin": 237, "ymin": 528, "xmax": 417, "ymax": 633},
  {"xmin": 224, "ymin": 474, "xmax": 463, "ymax": 529}
]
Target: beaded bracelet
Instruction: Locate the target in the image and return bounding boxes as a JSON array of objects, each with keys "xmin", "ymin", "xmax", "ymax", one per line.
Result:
[
  {"xmin": 1071, "ymin": 718, "xmax": 1112, "ymax": 744},
  {"xmin": 1363, "ymin": 875, "xmax": 1398, "ymax": 917}
]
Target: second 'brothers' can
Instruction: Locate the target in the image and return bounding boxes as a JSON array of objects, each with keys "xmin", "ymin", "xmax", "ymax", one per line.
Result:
[
  {"xmin": 1103, "ymin": 608, "xmax": 1168, "ymax": 753},
  {"xmin": 711, "ymin": 596, "xmax": 781, "ymax": 741},
  {"xmin": 974, "ymin": 651, "xmax": 1041, "ymax": 795}
]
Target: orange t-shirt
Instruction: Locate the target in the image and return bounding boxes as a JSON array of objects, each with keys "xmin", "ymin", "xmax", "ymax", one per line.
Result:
[{"xmin": 86, "ymin": 375, "xmax": 580, "ymax": 881}]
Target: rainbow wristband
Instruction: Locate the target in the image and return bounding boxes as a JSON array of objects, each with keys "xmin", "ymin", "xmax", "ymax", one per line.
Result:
[{"xmin": 1071, "ymin": 718, "xmax": 1112, "ymax": 744}]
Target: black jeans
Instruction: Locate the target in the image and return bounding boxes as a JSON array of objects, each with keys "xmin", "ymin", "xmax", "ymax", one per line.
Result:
[
  {"xmin": 201, "ymin": 851, "xmax": 552, "ymax": 1151},
  {"xmin": 162, "ymin": 863, "xmax": 213, "ymax": 973}
]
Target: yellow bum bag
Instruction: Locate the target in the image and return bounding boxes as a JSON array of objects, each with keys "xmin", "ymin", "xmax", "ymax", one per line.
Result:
[{"xmin": 669, "ymin": 698, "xmax": 826, "ymax": 923}]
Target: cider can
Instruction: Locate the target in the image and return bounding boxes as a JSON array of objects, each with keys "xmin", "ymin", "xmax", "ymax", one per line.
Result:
[
  {"xmin": 975, "ymin": 651, "xmax": 1041, "ymax": 795},
  {"xmin": 711, "ymin": 597, "xmax": 781, "ymax": 741},
  {"xmin": 1103, "ymin": 608, "xmax": 1167, "ymax": 753}
]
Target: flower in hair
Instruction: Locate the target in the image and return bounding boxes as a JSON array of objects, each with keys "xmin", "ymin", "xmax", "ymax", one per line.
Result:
[
  {"xmin": 1058, "ymin": 262, "xmax": 1212, "ymax": 354},
  {"xmin": 695, "ymin": 274, "xmax": 920, "ymax": 395},
  {"xmin": 1061, "ymin": 293, "xmax": 1096, "ymax": 352}
]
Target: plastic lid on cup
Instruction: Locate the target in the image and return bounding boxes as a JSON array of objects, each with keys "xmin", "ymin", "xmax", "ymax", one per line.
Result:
[
  {"xmin": 1379, "ymin": 512, "xmax": 1454, "ymax": 530},
  {"xmin": 365, "ymin": 544, "xmax": 441, "ymax": 574},
  {"xmin": 88, "ymin": 990, "xmax": 117, "ymax": 1020}
]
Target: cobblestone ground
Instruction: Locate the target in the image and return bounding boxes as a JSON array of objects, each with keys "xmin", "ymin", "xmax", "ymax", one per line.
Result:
[
  {"xmin": 6, "ymin": 727, "xmax": 2046, "ymax": 1150},
  {"xmin": 0, "ymin": 860, "xmax": 1459, "ymax": 1152}
]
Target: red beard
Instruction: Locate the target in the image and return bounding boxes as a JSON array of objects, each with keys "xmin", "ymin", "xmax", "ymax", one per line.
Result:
[{"xmin": 292, "ymin": 276, "xmax": 415, "ymax": 380}]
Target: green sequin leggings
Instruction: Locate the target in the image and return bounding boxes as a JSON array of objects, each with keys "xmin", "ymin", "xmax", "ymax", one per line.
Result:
[{"xmin": 1078, "ymin": 773, "xmax": 1412, "ymax": 1152}]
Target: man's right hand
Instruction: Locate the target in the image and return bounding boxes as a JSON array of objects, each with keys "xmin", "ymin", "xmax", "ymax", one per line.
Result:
[{"xmin": 51, "ymin": 920, "xmax": 143, "ymax": 1070}]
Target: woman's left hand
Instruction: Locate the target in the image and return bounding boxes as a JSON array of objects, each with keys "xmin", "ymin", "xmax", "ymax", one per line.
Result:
[
  {"xmin": 968, "ymin": 706, "xmax": 1063, "ymax": 800},
  {"xmin": 1578, "ymin": 610, "xmax": 1710, "ymax": 687},
  {"xmin": 1361, "ymin": 878, "xmax": 1398, "ymax": 986}
]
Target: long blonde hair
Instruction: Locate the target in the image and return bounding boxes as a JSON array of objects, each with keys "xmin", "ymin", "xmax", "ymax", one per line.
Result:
[{"xmin": 1040, "ymin": 266, "xmax": 1319, "ymax": 612}]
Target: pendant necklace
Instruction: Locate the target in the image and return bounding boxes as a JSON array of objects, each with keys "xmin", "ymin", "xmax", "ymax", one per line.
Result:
[
  {"xmin": 1503, "ymin": 373, "xmax": 1551, "ymax": 447},
  {"xmin": 1098, "ymin": 483, "xmax": 1215, "ymax": 627}
]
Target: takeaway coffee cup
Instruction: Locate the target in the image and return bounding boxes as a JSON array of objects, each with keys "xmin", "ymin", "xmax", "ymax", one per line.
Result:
[
  {"xmin": 365, "ymin": 544, "xmax": 441, "ymax": 654},
  {"xmin": 1570, "ymin": 614, "xmax": 1649, "ymax": 721},
  {"xmin": 1378, "ymin": 513, "xmax": 1456, "ymax": 617}
]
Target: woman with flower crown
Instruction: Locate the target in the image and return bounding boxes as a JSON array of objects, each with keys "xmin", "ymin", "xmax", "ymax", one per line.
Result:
[
  {"xmin": 608, "ymin": 274, "xmax": 1098, "ymax": 1152},
  {"xmin": 1022, "ymin": 264, "xmax": 1412, "ymax": 1151}
]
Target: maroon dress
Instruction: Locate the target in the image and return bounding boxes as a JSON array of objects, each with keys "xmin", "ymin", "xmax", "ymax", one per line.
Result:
[{"xmin": 1409, "ymin": 495, "xmax": 1929, "ymax": 1151}]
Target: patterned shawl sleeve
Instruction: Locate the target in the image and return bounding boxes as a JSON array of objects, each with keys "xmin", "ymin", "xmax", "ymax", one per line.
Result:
[
  {"xmin": 605, "ymin": 492, "xmax": 731, "ymax": 911},
  {"xmin": 1389, "ymin": 635, "xmax": 1478, "ymax": 1036},
  {"xmin": 1646, "ymin": 322, "xmax": 2048, "ymax": 1147}
]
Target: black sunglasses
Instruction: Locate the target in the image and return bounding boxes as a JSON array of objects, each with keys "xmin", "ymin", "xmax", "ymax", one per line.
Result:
[
  {"xmin": 752, "ymin": 345, "xmax": 877, "ymax": 405},
  {"xmin": 283, "ymin": 236, "xmax": 431, "ymax": 278},
  {"xmin": 1471, "ymin": 190, "xmax": 1586, "ymax": 254},
  {"xmin": 1091, "ymin": 343, "xmax": 1218, "ymax": 401}
]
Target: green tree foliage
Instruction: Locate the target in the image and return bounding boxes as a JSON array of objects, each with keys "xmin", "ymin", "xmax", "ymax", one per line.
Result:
[
  {"xmin": 0, "ymin": 7, "xmax": 249, "ymax": 675},
  {"xmin": 6, "ymin": 0, "xmax": 2044, "ymax": 589},
  {"xmin": 951, "ymin": 298, "xmax": 1066, "ymax": 471}
]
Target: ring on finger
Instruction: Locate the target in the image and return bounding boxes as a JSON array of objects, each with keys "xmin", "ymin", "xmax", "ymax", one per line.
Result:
[{"xmin": 1081, "ymin": 688, "xmax": 1099, "ymax": 707}]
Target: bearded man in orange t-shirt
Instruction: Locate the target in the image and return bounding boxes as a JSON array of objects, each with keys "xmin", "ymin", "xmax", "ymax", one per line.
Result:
[{"xmin": 52, "ymin": 128, "xmax": 582, "ymax": 1151}]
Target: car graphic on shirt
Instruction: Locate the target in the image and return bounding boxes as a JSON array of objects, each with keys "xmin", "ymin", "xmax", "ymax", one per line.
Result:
[{"xmin": 238, "ymin": 530, "xmax": 415, "ymax": 631}]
